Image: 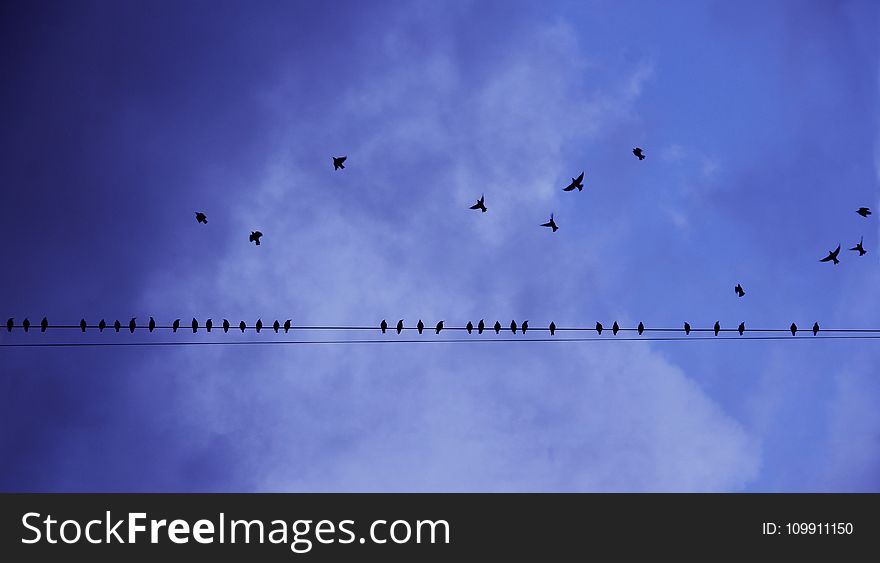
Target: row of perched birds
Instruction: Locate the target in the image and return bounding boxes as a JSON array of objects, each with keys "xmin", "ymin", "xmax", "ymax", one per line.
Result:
[
  {"xmin": 5, "ymin": 317, "xmax": 824, "ymax": 336},
  {"xmin": 820, "ymin": 207, "xmax": 872, "ymax": 264}
]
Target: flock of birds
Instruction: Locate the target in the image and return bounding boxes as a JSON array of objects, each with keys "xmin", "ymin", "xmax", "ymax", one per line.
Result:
[{"xmin": 820, "ymin": 207, "xmax": 872, "ymax": 264}]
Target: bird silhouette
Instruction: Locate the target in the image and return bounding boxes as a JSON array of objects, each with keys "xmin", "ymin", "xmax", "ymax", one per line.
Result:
[
  {"xmin": 41, "ymin": 317, "xmax": 48, "ymax": 332},
  {"xmin": 255, "ymin": 319, "xmax": 263, "ymax": 333},
  {"xmin": 249, "ymin": 231, "xmax": 263, "ymax": 246},
  {"xmin": 684, "ymin": 322, "xmax": 691, "ymax": 335},
  {"xmin": 856, "ymin": 207, "xmax": 872, "ymax": 217},
  {"xmin": 206, "ymin": 319, "xmax": 213, "ymax": 332},
  {"xmin": 596, "ymin": 322, "xmax": 603, "ymax": 335},
  {"xmin": 435, "ymin": 321, "xmax": 444, "ymax": 334},
  {"xmin": 563, "ymin": 171, "xmax": 585, "ymax": 192},
  {"xmin": 478, "ymin": 320, "xmax": 485, "ymax": 334},
  {"xmin": 638, "ymin": 322, "xmax": 645, "ymax": 335},
  {"xmin": 273, "ymin": 320, "xmax": 280, "ymax": 333},
  {"xmin": 381, "ymin": 320, "xmax": 388, "ymax": 334},
  {"xmin": 6, "ymin": 318, "xmax": 12, "ymax": 332},
  {"xmin": 734, "ymin": 284, "xmax": 745, "ymax": 297},
  {"xmin": 466, "ymin": 321, "xmax": 474, "ymax": 334},
  {"xmin": 850, "ymin": 237, "xmax": 867, "ymax": 256},
  {"xmin": 812, "ymin": 322, "xmax": 820, "ymax": 336},
  {"xmin": 80, "ymin": 319, "xmax": 87, "ymax": 332},
  {"xmin": 396, "ymin": 320, "xmax": 403, "ymax": 334},
  {"xmin": 790, "ymin": 323, "xmax": 797, "ymax": 336},
  {"xmin": 333, "ymin": 156, "xmax": 347, "ymax": 170},
  {"xmin": 549, "ymin": 321, "xmax": 556, "ymax": 336},
  {"xmin": 195, "ymin": 212, "xmax": 208, "ymax": 224},
  {"xmin": 22, "ymin": 318, "xmax": 30, "ymax": 332},
  {"xmin": 114, "ymin": 320, "xmax": 121, "ymax": 333},
  {"xmin": 129, "ymin": 317, "xmax": 136, "ymax": 333},
  {"xmin": 522, "ymin": 320, "xmax": 529, "ymax": 334},
  {"xmin": 469, "ymin": 195, "xmax": 487, "ymax": 213},
  {"xmin": 494, "ymin": 321, "xmax": 501, "ymax": 334},
  {"xmin": 192, "ymin": 318, "xmax": 198, "ymax": 333},
  {"xmin": 714, "ymin": 321, "xmax": 720, "ymax": 336},
  {"xmin": 223, "ymin": 319, "xmax": 230, "ymax": 333},
  {"xmin": 172, "ymin": 319, "xmax": 180, "ymax": 333},
  {"xmin": 738, "ymin": 322, "xmax": 745, "ymax": 336},
  {"xmin": 417, "ymin": 320, "xmax": 424, "ymax": 334},
  {"xmin": 612, "ymin": 321, "xmax": 619, "ymax": 335},
  {"xmin": 510, "ymin": 320, "xmax": 517, "ymax": 334},
  {"xmin": 540, "ymin": 213, "xmax": 558, "ymax": 232},
  {"xmin": 284, "ymin": 319, "xmax": 291, "ymax": 333},
  {"xmin": 99, "ymin": 319, "xmax": 107, "ymax": 332},
  {"xmin": 633, "ymin": 147, "xmax": 645, "ymax": 160},
  {"xmin": 820, "ymin": 245, "xmax": 841, "ymax": 264},
  {"xmin": 239, "ymin": 321, "xmax": 246, "ymax": 333},
  {"xmin": 149, "ymin": 317, "xmax": 156, "ymax": 332}
]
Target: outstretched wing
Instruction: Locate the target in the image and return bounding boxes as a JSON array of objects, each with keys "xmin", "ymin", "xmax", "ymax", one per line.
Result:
[{"xmin": 575, "ymin": 172, "xmax": 584, "ymax": 183}]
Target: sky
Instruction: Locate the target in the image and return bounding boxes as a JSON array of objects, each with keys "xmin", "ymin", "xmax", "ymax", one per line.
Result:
[{"xmin": 1, "ymin": 0, "xmax": 878, "ymax": 492}]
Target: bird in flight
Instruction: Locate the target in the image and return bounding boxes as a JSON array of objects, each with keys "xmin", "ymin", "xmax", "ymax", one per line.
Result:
[
  {"xmin": 172, "ymin": 319, "xmax": 180, "ymax": 333},
  {"xmin": 638, "ymin": 322, "xmax": 645, "ymax": 335},
  {"xmin": 149, "ymin": 317, "xmax": 156, "ymax": 332},
  {"xmin": 734, "ymin": 284, "xmax": 745, "ymax": 297},
  {"xmin": 129, "ymin": 317, "xmax": 136, "ymax": 333},
  {"xmin": 223, "ymin": 319, "xmax": 230, "ymax": 333},
  {"xmin": 478, "ymin": 320, "xmax": 485, "ymax": 334},
  {"xmin": 713, "ymin": 321, "xmax": 720, "ymax": 336},
  {"xmin": 820, "ymin": 245, "xmax": 841, "ymax": 264},
  {"xmin": 469, "ymin": 195, "xmax": 487, "ymax": 213},
  {"xmin": 195, "ymin": 212, "xmax": 208, "ymax": 224},
  {"xmin": 381, "ymin": 320, "xmax": 388, "ymax": 334},
  {"xmin": 541, "ymin": 213, "xmax": 558, "ymax": 232},
  {"xmin": 856, "ymin": 207, "xmax": 872, "ymax": 217},
  {"xmin": 239, "ymin": 321, "xmax": 246, "ymax": 333},
  {"xmin": 549, "ymin": 321, "xmax": 556, "ymax": 336},
  {"xmin": 633, "ymin": 147, "xmax": 645, "ymax": 160},
  {"xmin": 249, "ymin": 231, "xmax": 263, "ymax": 246},
  {"xmin": 850, "ymin": 237, "xmax": 867, "ymax": 256},
  {"xmin": 466, "ymin": 321, "xmax": 474, "ymax": 334},
  {"xmin": 284, "ymin": 319, "xmax": 291, "ymax": 333},
  {"xmin": 41, "ymin": 317, "xmax": 48, "ymax": 332},
  {"xmin": 333, "ymin": 156, "xmax": 347, "ymax": 170},
  {"xmin": 435, "ymin": 321, "xmax": 444, "ymax": 334},
  {"xmin": 494, "ymin": 321, "xmax": 501, "ymax": 334},
  {"xmin": 396, "ymin": 320, "xmax": 403, "ymax": 334},
  {"xmin": 417, "ymin": 320, "xmax": 424, "ymax": 334},
  {"xmin": 99, "ymin": 319, "xmax": 107, "ymax": 332},
  {"xmin": 612, "ymin": 321, "xmax": 619, "ymax": 335},
  {"xmin": 80, "ymin": 319, "xmax": 87, "ymax": 332},
  {"xmin": 23, "ymin": 318, "xmax": 30, "ymax": 332},
  {"xmin": 684, "ymin": 322, "xmax": 691, "ymax": 335},
  {"xmin": 6, "ymin": 318, "xmax": 12, "ymax": 332},
  {"xmin": 596, "ymin": 322, "xmax": 603, "ymax": 335},
  {"xmin": 563, "ymin": 172, "xmax": 585, "ymax": 192},
  {"xmin": 812, "ymin": 322, "xmax": 820, "ymax": 336}
]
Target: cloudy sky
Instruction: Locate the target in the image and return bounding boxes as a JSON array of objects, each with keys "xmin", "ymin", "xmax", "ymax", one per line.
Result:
[{"xmin": 1, "ymin": 0, "xmax": 878, "ymax": 492}]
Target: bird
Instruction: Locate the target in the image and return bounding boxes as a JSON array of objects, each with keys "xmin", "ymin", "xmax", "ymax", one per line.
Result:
[
  {"xmin": 713, "ymin": 321, "xmax": 720, "ymax": 336},
  {"xmin": 41, "ymin": 317, "xmax": 48, "ymax": 332},
  {"xmin": 612, "ymin": 321, "xmax": 619, "ymax": 335},
  {"xmin": 249, "ymin": 231, "xmax": 263, "ymax": 246},
  {"xmin": 417, "ymin": 320, "xmax": 424, "ymax": 334},
  {"xmin": 738, "ymin": 322, "xmax": 745, "ymax": 336},
  {"xmin": 223, "ymin": 319, "xmax": 230, "ymax": 333},
  {"xmin": 149, "ymin": 317, "xmax": 155, "ymax": 332},
  {"xmin": 191, "ymin": 318, "xmax": 198, "ymax": 333},
  {"xmin": 812, "ymin": 322, "xmax": 820, "ymax": 336},
  {"xmin": 206, "ymin": 319, "xmax": 213, "ymax": 332},
  {"xmin": 22, "ymin": 318, "xmax": 30, "ymax": 332},
  {"xmin": 99, "ymin": 319, "xmax": 107, "ymax": 332},
  {"xmin": 734, "ymin": 284, "xmax": 745, "ymax": 297},
  {"xmin": 255, "ymin": 319, "xmax": 263, "ymax": 333},
  {"xmin": 6, "ymin": 318, "xmax": 12, "ymax": 332},
  {"xmin": 435, "ymin": 321, "xmax": 444, "ymax": 334},
  {"xmin": 638, "ymin": 322, "xmax": 645, "ymax": 335},
  {"xmin": 333, "ymin": 156, "xmax": 347, "ymax": 170},
  {"xmin": 469, "ymin": 195, "xmax": 487, "ymax": 213},
  {"xmin": 850, "ymin": 237, "xmax": 866, "ymax": 257},
  {"xmin": 114, "ymin": 320, "xmax": 121, "ymax": 333},
  {"xmin": 195, "ymin": 212, "xmax": 208, "ymax": 224},
  {"xmin": 510, "ymin": 320, "xmax": 517, "ymax": 334},
  {"xmin": 494, "ymin": 321, "xmax": 501, "ymax": 334},
  {"xmin": 172, "ymin": 319, "xmax": 180, "ymax": 333},
  {"xmin": 549, "ymin": 321, "xmax": 556, "ymax": 336},
  {"xmin": 856, "ymin": 207, "xmax": 872, "ymax": 217},
  {"xmin": 466, "ymin": 321, "xmax": 474, "ymax": 334},
  {"xmin": 239, "ymin": 321, "xmax": 246, "ymax": 333},
  {"xmin": 129, "ymin": 317, "xmax": 136, "ymax": 333},
  {"xmin": 381, "ymin": 320, "xmax": 388, "ymax": 334},
  {"xmin": 284, "ymin": 319, "xmax": 291, "ymax": 333},
  {"xmin": 396, "ymin": 320, "xmax": 403, "ymax": 334},
  {"xmin": 540, "ymin": 213, "xmax": 558, "ymax": 232},
  {"xmin": 790, "ymin": 323, "xmax": 798, "ymax": 336},
  {"xmin": 478, "ymin": 320, "xmax": 485, "ymax": 334},
  {"xmin": 80, "ymin": 319, "xmax": 87, "ymax": 332},
  {"xmin": 596, "ymin": 322, "xmax": 603, "ymax": 335},
  {"xmin": 563, "ymin": 172, "xmax": 585, "ymax": 192},
  {"xmin": 820, "ymin": 245, "xmax": 841, "ymax": 264},
  {"xmin": 522, "ymin": 320, "xmax": 528, "ymax": 334},
  {"xmin": 684, "ymin": 322, "xmax": 691, "ymax": 335},
  {"xmin": 633, "ymin": 147, "xmax": 645, "ymax": 160},
  {"xmin": 273, "ymin": 320, "xmax": 280, "ymax": 333}
]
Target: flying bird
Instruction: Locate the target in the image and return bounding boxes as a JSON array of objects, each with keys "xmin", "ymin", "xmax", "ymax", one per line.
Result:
[
  {"xmin": 417, "ymin": 320, "xmax": 424, "ymax": 334},
  {"xmin": 738, "ymin": 322, "xmax": 745, "ymax": 336},
  {"xmin": 596, "ymin": 322, "xmax": 603, "ymax": 335},
  {"xmin": 734, "ymin": 284, "xmax": 745, "ymax": 297},
  {"xmin": 820, "ymin": 245, "xmax": 841, "ymax": 264},
  {"xmin": 522, "ymin": 320, "xmax": 528, "ymax": 334},
  {"xmin": 284, "ymin": 319, "xmax": 291, "ymax": 333},
  {"xmin": 99, "ymin": 319, "xmax": 107, "ymax": 332},
  {"xmin": 333, "ymin": 156, "xmax": 347, "ymax": 170},
  {"xmin": 478, "ymin": 320, "xmax": 485, "ymax": 334},
  {"xmin": 633, "ymin": 147, "xmax": 645, "ymax": 160},
  {"xmin": 6, "ymin": 318, "xmax": 12, "ymax": 332},
  {"xmin": 195, "ymin": 212, "xmax": 208, "ymax": 224},
  {"xmin": 494, "ymin": 321, "xmax": 501, "ymax": 334},
  {"xmin": 239, "ymin": 321, "xmax": 246, "ymax": 333},
  {"xmin": 255, "ymin": 319, "xmax": 263, "ymax": 333},
  {"xmin": 812, "ymin": 322, "xmax": 820, "ymax": 336},
  {"xmin": 549, "ymin": 321, "xmax": 556, "ymax": 336},
  {"xmin": 80, "ymin": 319, "xmax": 87, "ymax": 332},
  {"xmin": 41, "ymin": 317, "xmax": 48, "ymax": 332},
  {"xmin": 469, "ymin": 195, "xmax": 487, "ymax": 213},
  {"xmin": 638, "ymin": 322, "xmax": 645, "ymax": 335},
  {"xmin": 172, "ymin": 319, "xmax": 180, "ymax": 333},
  {"xmin": 273, "ymin": 320, "xmax": 280, "ymax": 333},
  {"xmin": 114, "ymin": 320, "xmax": 121, "ymax": 333},
  {"xmin": 790, "ymin": 323, "xmax": 797, "ymax": 336},
  {"xmin": 396, "ymin": 320, "xmax": 403, "ymax": 334},
  {"xmin": 249, "ymin": 231, "xmax": 263, "ymax": 246},
  {"xmin": 206, "ymin": 319, "xmax": 213, "ymax": 332},
  {"xmin": 149, "ymin": 317, "xmax": 155, "ymax": 332},
  {"xmin": 192, "ymin": 318, "xmax": 198, "ymax": 333},
  {"xmin": 612, "ymin": 321, "xmax": 619, "ymax": 335},
  {"xmin": 223, "ymin": 319, "xmax": 230, "ymax": 333},
  {"xmin": 563, "ymin": 172, "xmax": 585, "ymax": 192},
  {"xmin": 466, "ymin": 321, "xmax": 474, "ymax": 334},
  {"xmin": 510, "ymin": 320, "xmax": 517, "ymax": 334},
  {"xmin": 381, "ymin": 320, "xmax": 388, "ymax": 334},
  {"xmin": 713, "ymin": 321, "xmax": 720, "ymax": 336},
  {"xmin": 850, "ymin": 237, "xmax": 866, "ymax": 257},
  {"xmin": 684, "ymin": 322, "xmax": 691, "ymax": 335},
  {"xmin": 435, "ymin": 321, "xmax": 444, "ymax": 334},
  {"xmin": 856, "ymin": 207, "xmax": 871, "ymax": 217},
  {"xmin": 129, "ymin": 317, "xmax": 136, "ymax": 333},
  {"xmin": 540, "ymin": 213, "xmax": 558, "ymax": 232},
  {"xmin": 22, "ymin": 318, "xmax": 30, "ymax": 332}
]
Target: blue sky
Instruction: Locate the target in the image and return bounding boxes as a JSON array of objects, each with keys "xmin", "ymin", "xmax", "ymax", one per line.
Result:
[{"xmin": 1, "ymin": 0, "xmax": 878, "ymax": 491}]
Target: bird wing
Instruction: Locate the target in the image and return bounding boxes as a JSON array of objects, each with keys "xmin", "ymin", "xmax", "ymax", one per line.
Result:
[
  {"xmin": 562, "ymin": 184, "xmax": 575, "ymax": 191},
  {"xmin": 470, "ymin": 202, "xmax": 481, "ymax": 209},
  {"xmin": 575, "ymin": 172, "xmax": 584, "ymax": 183}
]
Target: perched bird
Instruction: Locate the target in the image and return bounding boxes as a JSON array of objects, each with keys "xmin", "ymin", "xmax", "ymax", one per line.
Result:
[
  {"xmin": 790, "ymin": 323, "xmax": 797, "ymax": 336},
  {"xmin": 192, "ymin": 318, "xmax": 198, "ymax": 333},
  {"xmin": 638, "ymin": 322, "xmax": 645, "ymax": 335},
  {"xmin": 223, "ymin": 319, "xmax": 230, "ymax": 333},
  {"xmin": 114, "ymin": 320, "xmax": 121, "ymax": 333},
  {"xmin": 713, "ymin": 321, "xmax": 720, "ymax": 336},
  {"xmin": 510, "ymin": 320, "xmax": 517, "ymax": 334},
  {"xmin": 6, "ymin": 318, "xmax": 12, "ymax": 332},
  {"xmin": 417, "ymin": 320, "xmax": 424, "ymax": 334},
  {"xmin": 856, "ymin": 207, "xmax": 872, "ymax": 217},
  {"xmin": 273, "ymin": 320, "xmax": 280, "ymax": 333},
  {"xmin": 435, "ymin": 321, "xmax": 444, "ymax": 334},
  {"xmin": 540, "ymin": 213, "xmax": 559, "ymax": 232},
  {"xmin": 549, "ymin": 321, "xmax": 556, "ymax": 336},
  {"xmin": 478, "ymin": 320, "xmax": 485, "ymax": 334},
  {"xmin": 812, "ymin": 322, "xmax": 820, "ymax": 336},
  {"xmin": 494, "ymin": 321, "xmax": 501, "ymax": 334},
  {"xmin": 820, "ymin": 245, "xmax": 841, "ymax": 264},
  {"xmin": 596, "ymin": 322, "xmax": 603, "ymax": 335},
  {"xmin": 563, "ymin": 172, "xmax": 585, "ymax": 192},
  {"xmin": 172, "ymin": 319, "xmax": 180, "ymax": 333},
  {"xmin": 255, "ymin": 319, "xmax": 263, "ymax": 333},
  {"xmin": 738, "ymin": 322, "xmax": 745, "ymax": 336},
  {"xmin": 206, "ymin": 319, "xmax": 213, "ymax": 332},
  {"xmin": 684, "ymin": 322, "xmax": 691, "ymax": 335},
  {"xmin": 149, "ymin": 317, "xmax": 155, "ymax": 332},
  {"xmin": 333, "ymin": 156, "xmax": 347, "ymax": 170},
  {"xmin": 850, "ymin": 237, "xmax": 867, "ymax": 257},
  {"xmin": 22, "ymin": 318, "xmax": 30, "ymax": 332},
  {"xmin": 239, "ymin": 321, "xmax": 246, "ymax": 333},
  {"xmin": 734, "ymin": 284, "xmax": 745, "ymax": 297},
  {"xmin": 381, "ymin": 320, "xmax": 388, "ymax": 334},
  {"xmin": 522, "ymin": 320, "xmax": 528, "ymax": 334},
  {"xmin": 633, "ymin": 147, "xmax": 646, "ymax": 160},
  {"xmin": 284, "ymin": 319, "xmax": 291, "ymax": 333},
  {"xmin": 41, "ymin": 317, "xmax": 48, "ymax": 332},
  {"xmin": 469, "ymin": 195, "xmax": 488, "ymax": 213},
  {"xmin": 99, "ymin": 319, "xmax": 107, "ymax": 332},
  {"xmin": 612, "ymin": 321, "xmax": 619, "ymax": 335},
  {"xmin": 80, "ymin": 319, "xmax": 87, "ymax": 332},
  {"xmin": 249, "ymin": 231, "xmax": 263, "ymax": 246},
  {"xmin": 466, "ymin": 321, "xmax": 474, "ymax": 334},
  {"xmin": 129, "ymin": 317, "xmax": 136, "ymax": 333},
  {"xmin": 396, "ymin": 320, "xmax": 404, "ymax": 334},
  {"xmin": 195, "ymin": 212, "xmax": 208, "ymax": 224}
]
